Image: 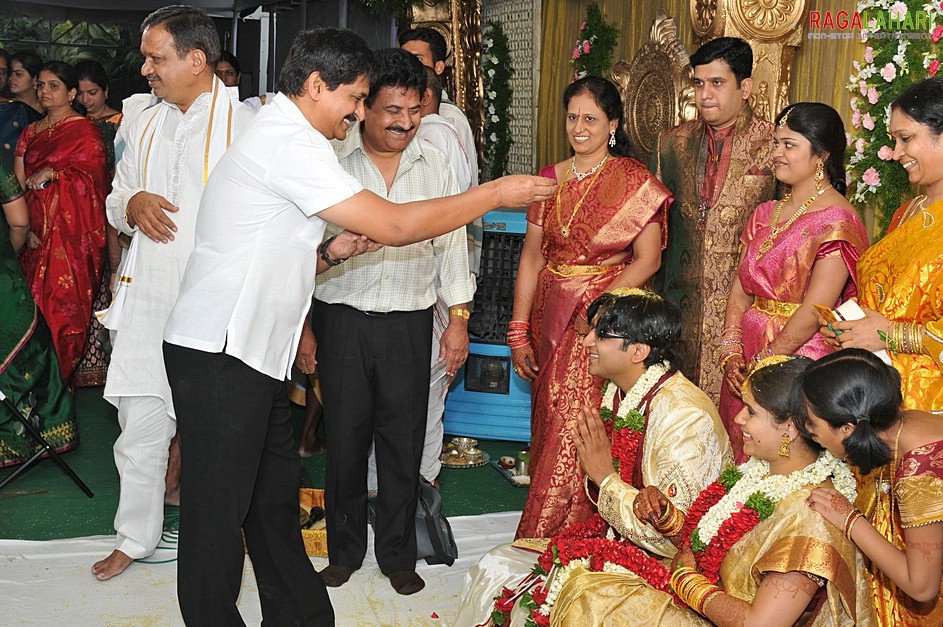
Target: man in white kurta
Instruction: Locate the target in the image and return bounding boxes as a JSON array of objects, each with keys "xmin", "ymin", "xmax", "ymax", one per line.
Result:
[
  {"xmin": 95, "ymin": 6, "xmax": 254, "ymax": 581},
  {"xmin": 453, "ymin": 290, "xmax": 733, "ymax": 625},
  {"xmin": 399, "ymin": 27, "xmax": 481, "ymax": 273}
]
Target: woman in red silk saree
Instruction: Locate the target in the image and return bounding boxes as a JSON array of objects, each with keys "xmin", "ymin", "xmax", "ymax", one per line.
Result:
[
  {"xmin": 511, "ymin": 78, "xmax": 673, "ymax": 539},
  {"xmin": 15, "ymin": 112, "xmax": 107, "ymax": 385}
]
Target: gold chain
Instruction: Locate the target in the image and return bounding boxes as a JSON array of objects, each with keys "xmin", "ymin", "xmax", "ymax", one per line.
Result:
[
  {"xmin": 41, "ymin": 113, "xmax": 78, "ymax": 137},
  {"xmin": 554, "ymin": 155, "xmax": 609, "ymax": 239},
  {"xmin": 755, "ymin": 188, "xmax": 825, "ymax": 260},
  {"xmin": 902, "ymin": 195, "xmax": 936, "ymax": 229}
]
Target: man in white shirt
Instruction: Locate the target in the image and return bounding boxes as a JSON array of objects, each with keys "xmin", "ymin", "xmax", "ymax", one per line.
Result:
[
  {"xmin": 95, "ymin": 5, "xmax": 254, "ymax": 583},
  {"xmin": 314, "ymin": 49, "xmax": 473, "ymax": 596},
  {"xmin": 417, "ymin": 67, "xmax": 471, "ymax": 192},
  {"xmin": 162, "ymin": 28, "xmax": 553, "ymax": 624},
  {"xmin": 414, "ymin": 65, "xmax": 474, "ymax": 492},
  {"xmin": 399, "ymin": 27, "xmax": 479, "ymax": 189}
]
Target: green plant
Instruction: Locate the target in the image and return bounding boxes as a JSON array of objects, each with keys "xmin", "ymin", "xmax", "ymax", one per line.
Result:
[
  {"xmin": 571, "ymin": 3, "xmax": 619, "ymax": 80},
  {"xmin": 482, "ymin": 21, "xmax": 513, "ymax": 180}
]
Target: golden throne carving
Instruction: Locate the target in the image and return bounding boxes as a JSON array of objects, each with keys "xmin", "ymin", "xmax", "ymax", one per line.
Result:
[{"xmin": 610, "ymin": 10, "xmax": 697, "ymax": 166}]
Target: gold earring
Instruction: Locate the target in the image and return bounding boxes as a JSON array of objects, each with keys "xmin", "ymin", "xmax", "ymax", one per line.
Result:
[
  {"xmin": 814, "ymin": 160, "xmax": 825, "ymax": 191},
  {"xmin": 779, "ymin": 433, "xmax": 791, "ymax": 458}
]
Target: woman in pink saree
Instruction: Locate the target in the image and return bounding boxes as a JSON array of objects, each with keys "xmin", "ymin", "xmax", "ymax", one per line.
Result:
[
  {"xmin": 719, "ymin": 103, "xmax": 868, "ymax": 461},
  {"xmin": 510, "ymin": 77, "xmax": 672, "ymax": 538}
]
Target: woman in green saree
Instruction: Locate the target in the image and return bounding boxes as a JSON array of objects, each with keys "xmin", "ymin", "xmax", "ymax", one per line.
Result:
[{"xmin": 0, "ymin": 154, "xmax": 77, "ymax": 468}]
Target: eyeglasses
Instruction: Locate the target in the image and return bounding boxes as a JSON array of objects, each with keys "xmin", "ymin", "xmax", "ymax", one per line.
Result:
[{"xmin": 595, "ymin": 330, "xmax": 632, "ymax": 341}]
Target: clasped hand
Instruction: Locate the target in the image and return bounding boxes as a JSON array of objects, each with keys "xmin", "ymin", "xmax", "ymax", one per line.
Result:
[
  {"xmin": 572, "ymin": 406, "xmax": 616, "ymax": 486},
  {"xmin": 24, "ymin": 167, "xmax": 55, "ymax": 191}
]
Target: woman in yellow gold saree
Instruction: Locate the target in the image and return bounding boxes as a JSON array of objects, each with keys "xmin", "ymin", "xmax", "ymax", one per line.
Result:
[
  {"xmin": 825, "ymin": 78, "xmax": 943, "ymax": 411},
  {"xmin": 509, "ymin": 77, "xmax": 671, "ymax": 539}
]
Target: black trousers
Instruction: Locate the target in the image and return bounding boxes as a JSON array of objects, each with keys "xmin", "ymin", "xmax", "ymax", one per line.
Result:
[
  {"xmin": 163, "ymin": 342, "xmax": 334, "ymax": 626},
  {"xmin": 312, "ymin": 301, "xmax": 432, "ymax": 574}
]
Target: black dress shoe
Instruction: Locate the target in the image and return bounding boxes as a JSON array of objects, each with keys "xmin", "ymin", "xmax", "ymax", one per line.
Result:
[
  {"xmin": 319, "ymin": 565, "xmax": 354, "ymax": 587},
  {"xmin": 387, "ymin": 570, "xmax": 425, "ymax": 595}
]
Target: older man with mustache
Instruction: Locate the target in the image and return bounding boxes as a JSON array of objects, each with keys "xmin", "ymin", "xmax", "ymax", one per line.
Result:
[{"xmin": 311, "ymin": 48, "xmax": 474, "ymax": 596}]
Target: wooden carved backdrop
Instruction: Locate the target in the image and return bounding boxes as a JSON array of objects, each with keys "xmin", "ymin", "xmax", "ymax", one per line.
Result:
[
  {"xmin": 610, "ymin": 10, "xmax": 697, "ymax": 166},
  {"xmin": 408, "ymin": 0, "xmax": 484, "ymax": 165}
]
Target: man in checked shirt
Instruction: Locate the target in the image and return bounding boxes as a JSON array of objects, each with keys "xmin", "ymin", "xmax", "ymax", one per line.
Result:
[{"xmin": 310, "ymin": 48, "xmax": 473, "ymax": 596}]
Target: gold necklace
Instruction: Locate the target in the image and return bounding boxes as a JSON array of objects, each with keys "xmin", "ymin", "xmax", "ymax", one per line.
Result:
[
  {"xmin": 42, "ymin": 113, "xmax": 77, "ymax": 137},
  {"xmin": 555, "ymin": 155, "xmax": 609, "ymax": 238},
  {"xmin": 904, "ymin": 195, "xmax": 936, "ymax": 229},
  {"xmin": 755, "ymin": 188, "xmax": 825, "ymax": 260}
]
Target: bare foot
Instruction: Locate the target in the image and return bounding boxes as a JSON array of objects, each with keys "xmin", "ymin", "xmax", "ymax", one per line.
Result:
[
  {"xmin": 164, "ymin": 434, "xmax": 181, "ymax": 506},
  {"xmin": 91, "ymin": 550, "xmax": 134, "ymax": 581},
  {"xmin": 164, "ymin": 482, "xmax": 180, "ymax": 507}
]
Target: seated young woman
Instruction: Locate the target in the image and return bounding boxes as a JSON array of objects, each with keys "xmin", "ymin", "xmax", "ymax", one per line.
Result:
[
  {"xmin": 456, "ymin": 342, "xmax": 873, "ymax": 626},
  {"xmin": 799, "ymin": 348, "xmax": 943, "ymax": 624}
]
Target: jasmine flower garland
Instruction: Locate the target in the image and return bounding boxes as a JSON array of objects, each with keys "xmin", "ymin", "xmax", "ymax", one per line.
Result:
[{"xmin": 481, "ymin": 21, "xmax": 513, "ymax": 180}]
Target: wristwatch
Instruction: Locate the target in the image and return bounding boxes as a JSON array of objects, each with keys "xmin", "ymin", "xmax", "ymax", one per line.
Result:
[
  {"xmin": 318, "ymin": 235, "xmax": 346, "ymax": 267},
  {"xmin": 449, "ymin": 307, "xmax": 470, "ymax": 320}
]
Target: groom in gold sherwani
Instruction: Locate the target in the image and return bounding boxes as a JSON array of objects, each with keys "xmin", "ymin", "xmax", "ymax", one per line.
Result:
[{"xmin": 453, "ymin": 289, "xmax": 733, "ymax": 624}]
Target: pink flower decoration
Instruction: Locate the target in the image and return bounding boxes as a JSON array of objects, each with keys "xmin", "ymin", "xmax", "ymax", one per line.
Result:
[
  {"xmin": 853, "ymin": 60, "xmax": 861, "ymax": 72},
  {"xmin": 580, "ymin": 21, "xmax": 587, "ymax": 31},
  {"xmin": 878, "ymin": 145, "xmax": 894, "ymax": 160},
  {"xmin": 880, "ymin": 63, "xmax": 897, "ymax": 82},
  {"xmin": 933, "ymin": 25, "xmax": 943, "ymax": 43},
  {"xmin": 867, "ymin": 87, "xmax": 879, "ymax": 105},
  {"xmin": 583, "ymin": 40, "xmax": 591, "ymax": 54},
  {"xmin": 931, "ymin": 59, "xmax": 941, "ymax": 78},
  {"xmin": 890, "ymin": 2, "xmax": 907, "ymax": 20},
  {"xmin": 863, "ymin": 113, "xmax": 875, "ymax": 130},
  {"xmin": 845, "ymin": 132, "xmax": 853, "ymax": 145},
  {"xmin": 864, "ymin": 47, "xmax": 874, "ymax": 63},
  {"xmin": 852, "ymin": 110, "xmax": 862, "ymax": 128},
  {"xmin": 845, "ymin": 172, "xmax": 852, "ymax": 187},
  {"xmin": 850, "ymin": 97, "xmax": 859, "ymax": 111},
  {"xmin": 863, "ymin": 167, "xmax": 881, "ymax": 186},
  {"xmin": 573, "ymin": 47, "xmax": 580, "ymax": 60},
  {"xmin": 859, "ymin": 81, "xmax": 868, "ymax": 96},
  {"xmin": 856, "ymin": 138, "xmax": 866, "ymax": 154}
]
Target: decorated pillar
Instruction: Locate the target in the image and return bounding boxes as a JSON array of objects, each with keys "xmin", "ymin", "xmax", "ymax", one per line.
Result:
[
  {"xmin": 408, "ymin": 0, "xmax": 484, "ymax": 153},
  {"xmin": 690, "ymin": 0, "xmax": 811, "ymax": 122}
]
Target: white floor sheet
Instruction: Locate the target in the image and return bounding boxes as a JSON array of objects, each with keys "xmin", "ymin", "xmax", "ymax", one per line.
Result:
[{"xmin": 0, "ymin": 511, "xmax": 520, "ymax": 626}]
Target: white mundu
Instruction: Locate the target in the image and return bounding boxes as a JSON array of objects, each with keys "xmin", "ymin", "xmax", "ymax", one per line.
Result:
[{"xmin": 101, "ymin": 78, "xmax": 254, "ymax": 559}]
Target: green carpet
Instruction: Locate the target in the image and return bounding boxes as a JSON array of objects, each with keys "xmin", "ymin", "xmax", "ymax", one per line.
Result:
[{"xmin": 0, "ymin": 386, "xmax": 527, "ymax": 541}]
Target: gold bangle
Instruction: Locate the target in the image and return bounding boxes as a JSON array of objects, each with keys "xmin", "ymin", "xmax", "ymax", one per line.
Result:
[
  {"xmin": 701, "ymin": 587, "xmax": 724, "ymax": 614},
  {"xmin": 653, "ymin": 502, "xmax": 685, "ymax": 536},
  {"xmin": 583, "ymin": 475, "xmax": 598, "ymax": 507}
]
